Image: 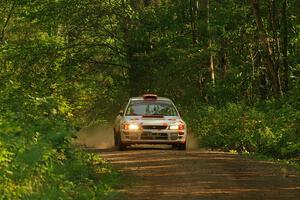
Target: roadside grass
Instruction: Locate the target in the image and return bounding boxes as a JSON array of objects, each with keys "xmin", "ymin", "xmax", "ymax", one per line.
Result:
[
  {"xmin": 225, "ymin": 149, "xmax": 300, "ymax": 170},
  {"xmin": 240, "ymin": 152, "xmax": 300, "ymax": 171}
]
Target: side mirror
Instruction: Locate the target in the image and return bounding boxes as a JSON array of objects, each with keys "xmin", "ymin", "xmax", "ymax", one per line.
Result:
[{"xmin": 119, "ymin": 110, "xmax": 124, "ymax": 116}]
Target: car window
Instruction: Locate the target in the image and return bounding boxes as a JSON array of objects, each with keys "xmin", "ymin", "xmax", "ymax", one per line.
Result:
[{"xmin": 125, "ymin": 100, "xmax": 178, "ymax": 116}]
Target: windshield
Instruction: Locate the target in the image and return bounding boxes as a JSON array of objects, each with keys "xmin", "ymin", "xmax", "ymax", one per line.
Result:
[{"xmin": 125, "ymin": 100, "xmax": 178, "ymax": 116}]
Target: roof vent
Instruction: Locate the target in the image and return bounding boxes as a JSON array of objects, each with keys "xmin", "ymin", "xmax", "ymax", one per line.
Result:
[{"xmin": 143, "ymin": 94, "xmax": 158, "ymax": 100}]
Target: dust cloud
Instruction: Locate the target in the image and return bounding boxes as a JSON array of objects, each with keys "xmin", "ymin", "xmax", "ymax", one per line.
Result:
[
  {"xmin": 187, "ymin": 131, "xmax": 199, "ymax": 150},
  {"xmin": 74, "ymin": 125, "xmax": 199, "ymax": 150},
  {"xmin": 74, "ymin": 125, "xmax": 115, "ymax": 149}
]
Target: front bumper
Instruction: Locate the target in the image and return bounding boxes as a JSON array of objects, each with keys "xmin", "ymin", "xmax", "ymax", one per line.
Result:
[{"xmin": 120, "ymin": 130, "xmax": 187, "ymax": 145}]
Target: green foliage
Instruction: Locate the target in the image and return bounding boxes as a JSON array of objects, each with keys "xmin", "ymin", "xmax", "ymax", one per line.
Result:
[
  {"xmin": 0, "ymin": 0, "xmax": 299, "ymax": 198},
  {"xmin": 187, "ymin": 92, "xmax": 300, "ymax": 160},
  {"xmin": 1, "ymin": 1, "xmax": 125, "ymax": 198},
  {"xmin": 0, "ymin": 98, "xmax": 120, "ymax": 199}
]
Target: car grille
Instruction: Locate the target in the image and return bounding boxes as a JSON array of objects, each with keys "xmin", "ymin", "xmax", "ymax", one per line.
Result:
[
  {"xmin": 141, "ymin": 132, "xmax": 168, "ymax": 140},
  {"xmin": 142, "ymin": 125, "xmax": 167, "ymax": 130}
]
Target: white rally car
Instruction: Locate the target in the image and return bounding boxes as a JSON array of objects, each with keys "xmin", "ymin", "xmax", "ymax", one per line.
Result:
[{"xmin": 113, "ymin": 94, "xmax": 187, "ymax": 150}]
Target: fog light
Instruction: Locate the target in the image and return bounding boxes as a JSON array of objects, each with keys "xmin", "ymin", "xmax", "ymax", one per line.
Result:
[{"xmin": 170, "ymin": 133, "xmax": 178, "ymax": 140}]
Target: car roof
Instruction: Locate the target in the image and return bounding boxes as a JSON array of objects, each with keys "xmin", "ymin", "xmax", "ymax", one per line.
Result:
[{"xmin": 130, "ymin": 96, "xmax": 172, "ymax": 102}]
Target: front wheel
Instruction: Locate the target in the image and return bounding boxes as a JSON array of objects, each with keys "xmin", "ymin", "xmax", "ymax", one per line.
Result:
[
  {"xmin": 172, "ymin": 143, "xmax": 186, "ymax": 151},
  {"xmin": 178, "ymin": 143, "xmax": 186, "ymax": 150},
  {"xmin": 115, "ymin": 133, "xmax": 126, "ymax": 151}
]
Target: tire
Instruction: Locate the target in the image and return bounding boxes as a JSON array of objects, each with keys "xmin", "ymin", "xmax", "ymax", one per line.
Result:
[
  {"xmin": 114, "ymin": 129, "xmax": 120, "ymax": 148},
  {"xmin": 178, "ymin": 143, "xmax": 186, "ymax": 150},
  {"xmin": 172, "ymin": 143, "xmax": 186, "ymax": 150},
  {"xmin": 171, "ymin": 144, "xmax": 177, "ymax": 150},
  {"xmin": 115, "ymin": 133, "xmax": 126, "ymax": 151},
  {"xmin": 114, "ymin": 129, "xmax": 118, "ymax": 147}
]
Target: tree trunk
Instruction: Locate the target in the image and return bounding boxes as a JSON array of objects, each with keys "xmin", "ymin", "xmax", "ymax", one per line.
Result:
[
  {"xmin": 130, "ymin": 0, "xmax": 144, "ymax": 9},
  {"xmin": 189, "ymin": 0, "xmax": 197, "ymax": 44},
  {"xmin": 281, "ymin": 0, "xmax": 289, "ymax": 93},
  {"xmin": 251, "ymin": 0, "xmax": 283, "ymax": 97},
  {"xmin": 207, "ymin": 0, "xmax": 215, "ymax": 85},
  {"xmin": 0, "ymin": 1, "xmax": 16, "ymax": 43}
]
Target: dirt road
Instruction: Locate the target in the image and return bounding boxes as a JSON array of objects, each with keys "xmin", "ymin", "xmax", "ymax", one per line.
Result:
[
  {"xmin": 100, "ymin": 147, "xmax": 300, "ymax": 200},
  {"xmin": 76, "ymin": 127, "xmax": 300, "ymax": 199}
]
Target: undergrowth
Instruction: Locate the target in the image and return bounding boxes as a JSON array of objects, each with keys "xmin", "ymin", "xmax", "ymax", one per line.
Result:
[
  {"xmin": 0, "ymin": 96, "xmax": 120, "ymax": 199},
  {"xmin": 187, "ymin": 91, "xmax": 300, "ymax": 165}
]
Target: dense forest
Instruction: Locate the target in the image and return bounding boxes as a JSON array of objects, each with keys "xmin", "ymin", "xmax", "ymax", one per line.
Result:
[{"xmin": 0, "ymin": 0, "xmax": 299, "ymax": 199}]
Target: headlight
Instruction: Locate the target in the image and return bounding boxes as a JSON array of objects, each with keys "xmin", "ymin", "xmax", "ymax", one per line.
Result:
[
  {"xmin": 128, "ymin": 124, "xmax": 139, "ymax": 130},
  {"xmin": 169, "ymin": 124, "xmax": 185, "ymax": 130},
  {"xmin": 123, "ymin": 123, "xmax": 140, "ymax": 130},
  {"xmin": 169, "ymin": 125, "xmax": 179, "ymax": 130}
]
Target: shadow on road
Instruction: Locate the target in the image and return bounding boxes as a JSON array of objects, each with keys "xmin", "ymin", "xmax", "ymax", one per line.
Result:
[{"xmin": 100, "ymin": 150, "xmax": 300, "ymax": 200}]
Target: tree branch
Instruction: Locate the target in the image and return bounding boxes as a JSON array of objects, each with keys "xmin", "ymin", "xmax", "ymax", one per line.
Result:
[
  {"xmin": 88, "ymin": 60, "xmax": 129, "ymax": 69},
  {"xmin": 0, "ymin": 0, "xmax": 16, "ymax": 43}
]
